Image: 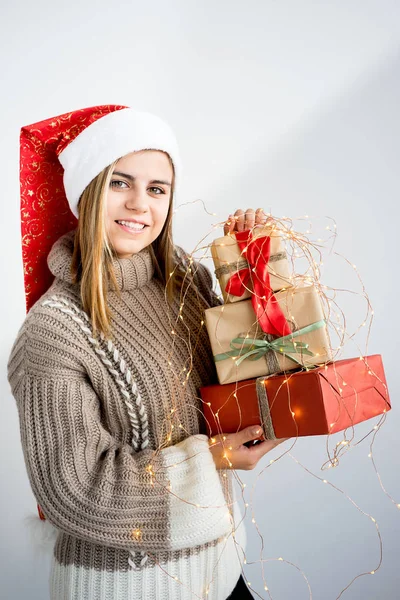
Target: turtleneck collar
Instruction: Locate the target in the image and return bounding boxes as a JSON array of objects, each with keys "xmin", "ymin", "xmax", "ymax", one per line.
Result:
[{"xmin": 47, "ymin": 229, "xmax": 155, "ymax": 291}]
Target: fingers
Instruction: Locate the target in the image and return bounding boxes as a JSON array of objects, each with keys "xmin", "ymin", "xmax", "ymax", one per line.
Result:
[
  {"xmin": 234, "ymin": 209, "xmax": 245, "ymax": 232},
  {"xmin": 209, "ymin": 426, "xmax": 262, "ymax": 452},
  {"xmin": 245, "ymin": 208, "xmax": 256, "ymax": 230},
  {"xmin": 255, "ymin": 207, "xmax": 268, "ymax": 228},
  {"xmin": 246, "ymin": 437, "xmax": 290, "ymax": 459},
  {"xmin": 223, "ymin": 208, "xmax": 267, "ymax": 234},
  {"xmin": 230, "ymin": 425, "xmax": 263, "ymax": 447},
  {"xmin": 223, "ymin": 214, "xmax": 236, "ymax": 236},
  {"xmin": 209, "ymin": 432, "xmax": 291, "ymax": 471}
]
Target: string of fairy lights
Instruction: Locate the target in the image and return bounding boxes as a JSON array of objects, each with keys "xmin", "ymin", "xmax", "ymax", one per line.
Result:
[{"xmin": 129, "ymin": 206, "xmax": 396, "ymax": 599}]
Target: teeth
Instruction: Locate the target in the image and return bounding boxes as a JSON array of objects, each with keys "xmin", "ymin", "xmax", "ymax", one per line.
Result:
[{"xmin": 118, "ymin": 220, "xmax": 145, "ymax": 230}]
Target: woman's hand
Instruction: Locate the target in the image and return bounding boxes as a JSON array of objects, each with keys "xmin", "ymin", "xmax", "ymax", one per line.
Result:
[
  {"xmin": 223, "ymin": 207, "xmax": 269, "ymax": 236},
  {"xmin": 209, "ymin": 426, "xmax": 290, "ymax": 471}
]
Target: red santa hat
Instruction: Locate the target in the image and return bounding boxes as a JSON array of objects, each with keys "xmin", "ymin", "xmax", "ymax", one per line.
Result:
[{"xmin": 20, "ymin": 104, "xmax": 182, "ymax": 313}]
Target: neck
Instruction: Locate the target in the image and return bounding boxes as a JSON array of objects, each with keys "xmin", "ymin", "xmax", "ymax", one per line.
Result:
[{"xmin": 47, "ymin": 229, "xmax": 156, "ymax": 292}]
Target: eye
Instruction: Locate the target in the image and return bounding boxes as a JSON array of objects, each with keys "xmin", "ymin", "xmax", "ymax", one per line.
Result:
[
  {"xmin": 110, "ymin": 180, "xmax": 128, "ymax": 189},
  {"xmin": 149, "ymin": 187, "xmax": 165, "ymax": 194}
]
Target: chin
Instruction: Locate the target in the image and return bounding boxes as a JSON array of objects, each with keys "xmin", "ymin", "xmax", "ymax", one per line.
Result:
[
  {"xmin": 117, "ymin": 243, "xmax": 144, "ymax": 257},
  {"xmin": 109, "ymin": 237, "xmax": 140, "ymax": 257}
]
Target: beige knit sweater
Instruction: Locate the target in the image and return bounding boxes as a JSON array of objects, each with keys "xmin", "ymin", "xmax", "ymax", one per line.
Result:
[{"xmin": 7, "ymin": 229, "xmax": 246, "ymax": 600}]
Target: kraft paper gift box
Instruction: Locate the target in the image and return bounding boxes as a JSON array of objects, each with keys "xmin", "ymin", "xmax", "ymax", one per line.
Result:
[
  {"xmin": 211, "ymin": 225, "xmax": 292, "ymax": 304},
  {"xmin": 205, "ymin": 284, "xmax": 332, "ymax": 385},
  {"xmin": 199, "ymin": 355, "xmax": 391, "ymax": 440}
]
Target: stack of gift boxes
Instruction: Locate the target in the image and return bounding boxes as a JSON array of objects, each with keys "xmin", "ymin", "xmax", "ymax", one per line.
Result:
[{"xmin": 200, "ymin": 224, "xmax": 391, "ymax": 441}]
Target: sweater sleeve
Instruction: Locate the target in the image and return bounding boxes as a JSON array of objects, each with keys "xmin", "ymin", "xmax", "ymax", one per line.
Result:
[
  {"xmin": 193, "ymin": 261, "xmax": 224, "ymax": 308},
  {"xmin": 175, "ymin": 244, "xmax": 223, "ymax": 309},
  {"xmin": 7, "ymin": 319, "xmax": 232, "ymax": 554}
]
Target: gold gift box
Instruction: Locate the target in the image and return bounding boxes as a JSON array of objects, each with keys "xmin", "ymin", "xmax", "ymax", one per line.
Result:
[
  {"xmin": 211, "ymin": 226, "xmax": 292, "ymax": 303},
  {"xmin": 205, "ymin": 285, "xmax": 332, "ymax": 385}
]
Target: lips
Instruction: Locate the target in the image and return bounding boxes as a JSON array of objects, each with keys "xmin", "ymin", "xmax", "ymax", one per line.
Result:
[
  {"xmin": 115, "ymin": 219, "xmax": 148, "ymax": 231},
  {"xmin": 115, "ymin": 219, "xmax": 149, "ymax": 227}
]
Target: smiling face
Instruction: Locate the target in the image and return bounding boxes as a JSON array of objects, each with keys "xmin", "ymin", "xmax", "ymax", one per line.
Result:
[{"xmin": 106, "ymin": 149, "xmax": 174, "ymax": 258}]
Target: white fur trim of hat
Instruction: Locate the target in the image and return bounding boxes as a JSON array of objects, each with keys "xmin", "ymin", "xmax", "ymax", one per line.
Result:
[{"xmin": 58, "ymin": 108, "xmax": 182, "ymax": 218}]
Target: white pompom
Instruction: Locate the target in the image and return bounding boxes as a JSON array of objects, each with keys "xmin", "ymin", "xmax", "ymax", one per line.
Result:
[{"xmin": 23, "ymin": 512, "xmax": 59, "ymax": 556}]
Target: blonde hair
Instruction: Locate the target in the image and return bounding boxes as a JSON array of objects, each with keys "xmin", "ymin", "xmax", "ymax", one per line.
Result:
[{"xmin": 70, "ymin": 153, "xmax": 186, "ymax": 340}]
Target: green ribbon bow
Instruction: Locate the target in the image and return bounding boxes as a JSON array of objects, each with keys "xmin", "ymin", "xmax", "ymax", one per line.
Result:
[{"xmin": 214, "ymin": 320, "xmax": 326, "ymax": 367}]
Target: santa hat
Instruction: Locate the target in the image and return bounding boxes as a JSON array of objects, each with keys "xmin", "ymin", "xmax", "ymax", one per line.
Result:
[{"xmin": 20, "ymin": 104, "xmax": 182, "ymax": 313}]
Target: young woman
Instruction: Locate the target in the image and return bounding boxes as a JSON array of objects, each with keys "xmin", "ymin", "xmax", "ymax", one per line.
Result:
[{"xmin": 7, "ymin": 105, "xmax": 286, "ymax": 600}]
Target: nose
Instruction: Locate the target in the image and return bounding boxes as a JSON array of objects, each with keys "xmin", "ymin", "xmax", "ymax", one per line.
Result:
[{"xmin": 124, "ymin": 186, "xmax": 149, "ymax": 213}]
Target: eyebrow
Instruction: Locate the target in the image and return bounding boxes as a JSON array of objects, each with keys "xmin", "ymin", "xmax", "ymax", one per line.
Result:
[{"xmin": 112, "ymin": 171, "xmax": 172, "ymax": 187}]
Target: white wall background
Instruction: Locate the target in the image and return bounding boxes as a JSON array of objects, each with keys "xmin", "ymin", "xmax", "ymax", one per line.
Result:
[{"xmin": 1, "ymin": 1, "xmax": 399, "ymax": 598}]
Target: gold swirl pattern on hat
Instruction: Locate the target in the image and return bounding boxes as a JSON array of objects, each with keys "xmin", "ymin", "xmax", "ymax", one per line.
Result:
[{"xmin": 20, "ymin": 104, "xmax": 127, "ymax": 312}]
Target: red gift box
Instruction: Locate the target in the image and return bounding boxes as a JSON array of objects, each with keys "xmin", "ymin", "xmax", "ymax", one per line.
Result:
[{"xmin": 200, "ymin": 355, "xmax": 390, "ymax": 439}]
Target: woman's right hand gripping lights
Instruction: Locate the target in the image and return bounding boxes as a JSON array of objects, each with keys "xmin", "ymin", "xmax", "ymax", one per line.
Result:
[{"xmin": 209, "ymin": 426, "xmax": 290, "ymax": 470}]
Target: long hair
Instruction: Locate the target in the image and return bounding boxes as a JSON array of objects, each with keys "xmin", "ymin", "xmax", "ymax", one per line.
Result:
[{"xmin": 70, "ymin": 152, "xmax": 188, "ymax": 340}]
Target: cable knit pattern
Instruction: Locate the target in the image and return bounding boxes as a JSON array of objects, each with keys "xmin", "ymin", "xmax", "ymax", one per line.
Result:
[
  {"xmin": 40, "ymin": 295, "xmax": 149, "ymax": 454},
  {"xmin": 7, "ymin": 229, "xmax": 247, "ymax": 600}
]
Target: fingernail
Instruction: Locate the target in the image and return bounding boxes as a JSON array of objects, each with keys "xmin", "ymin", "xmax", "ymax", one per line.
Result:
[{"xmin": 252, "ymin": 427, "xmax": 261, "ymax": 435}]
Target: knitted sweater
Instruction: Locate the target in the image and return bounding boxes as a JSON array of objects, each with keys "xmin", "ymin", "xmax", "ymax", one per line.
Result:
[{"xmin": 7, "ymin": 229, "xmax": 247, "ymax": 600}]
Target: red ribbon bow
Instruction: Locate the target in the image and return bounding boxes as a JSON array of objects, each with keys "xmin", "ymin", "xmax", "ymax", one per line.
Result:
[{"xmin": 225, "ymin": 229, "xmax": 291, "ymax": 337}]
